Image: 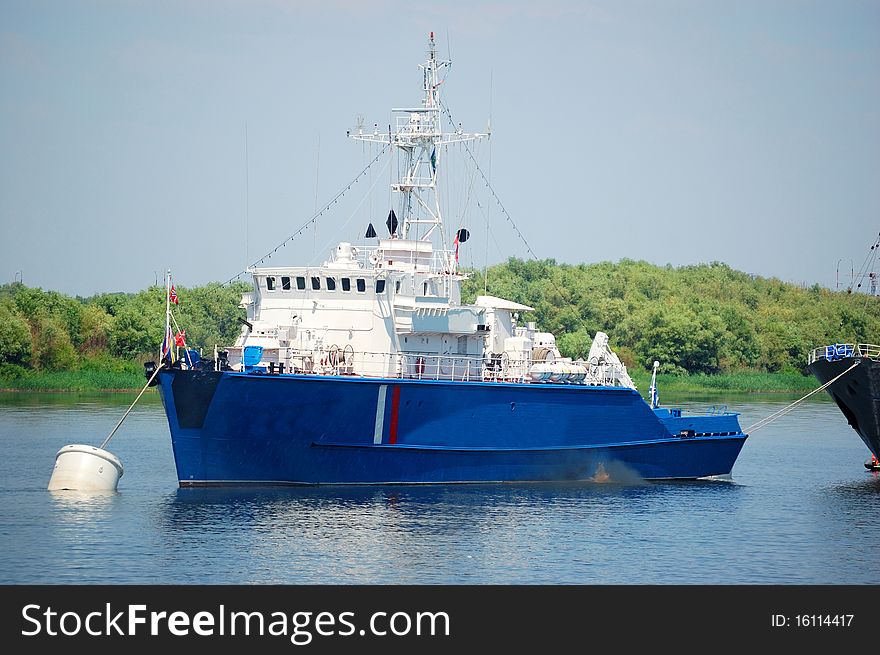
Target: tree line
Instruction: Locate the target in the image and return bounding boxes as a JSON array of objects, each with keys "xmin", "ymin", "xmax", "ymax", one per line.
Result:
[
  {"xmin": 1, "ymin": 258, "xmax": 878, "ymax": 379},
  {"xmin": 462, "ymin": 258, "xmax": 880, "ymax": 374},
  {"xmin": 0, "ymin": 281, "xmax": 249, "ymax": 379}
]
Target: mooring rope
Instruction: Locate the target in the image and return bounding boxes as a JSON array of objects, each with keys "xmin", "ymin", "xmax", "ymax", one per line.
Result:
[
  {"xmin": 99, "ymin": 365, "xmax": 163, "ymax": 449},
  {"xmin": 744, "ymin": 361, "xmax": 860, "ymax": 433}
]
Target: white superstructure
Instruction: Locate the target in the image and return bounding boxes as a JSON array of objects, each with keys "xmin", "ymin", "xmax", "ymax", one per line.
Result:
[{"xmin": 225, "ymin": 34, "xmax": 634, "ymax": 389}]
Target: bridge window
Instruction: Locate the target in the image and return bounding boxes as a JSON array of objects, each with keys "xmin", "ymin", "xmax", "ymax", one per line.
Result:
[
  {"xmin": 326, "ymin": 277, "xmax": 337, "ymax": 291},
  {"xmin": 376, "ymin": 279, "xmax": 386, "ymax": 294},
  {"xmin": 281, "ymin": 276, "xmax": 291, "ymax": 291},
  {"xmin": 341, "ymin": 277, "xmax": 351, "ymax": 292},
  {"xmin": 266, "ymin": 276, "xmax": 275, "ymax": 291},
  {"xmin": 356, "ymin": 278, "xmax": 366, "ymax": 293},
  {"xmin": 395, "ymin": 280, "xmax": 401, "ymax": 293},
  {"xmin": 311, "ymin": 277, "xmax": 321, "ymax": 290}
]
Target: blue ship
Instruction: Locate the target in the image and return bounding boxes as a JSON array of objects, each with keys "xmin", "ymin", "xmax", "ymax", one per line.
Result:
[
  {"xmin": 151, "ymin": 34, "xmax": 748, "ymax": 485},
  {"xmin": 155, "ymin": 370, "xmax": 746, "ymax": 485}
]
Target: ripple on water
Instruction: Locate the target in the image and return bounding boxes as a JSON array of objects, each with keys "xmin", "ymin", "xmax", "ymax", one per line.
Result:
[{"xmin": 0, "ymin": 393, "xmax": 878, "ymax": 583}]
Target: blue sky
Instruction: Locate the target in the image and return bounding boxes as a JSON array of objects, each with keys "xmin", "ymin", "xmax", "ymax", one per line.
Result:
[{"xmin": 2, "ymin": 0, "xmax": 878, "ymax": 295}]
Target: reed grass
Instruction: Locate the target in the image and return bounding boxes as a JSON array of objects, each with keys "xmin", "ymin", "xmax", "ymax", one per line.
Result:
[
  {"xmin": 2, "ymin": 367, "xmax": 819, "ymax": 393},
  {"xmin": 0, "ymin": 370, "xmax": 143, "ymax": 391},
  {"xmin": 629, "ymin": 369, "xmax": 817, "ymax": 394}
]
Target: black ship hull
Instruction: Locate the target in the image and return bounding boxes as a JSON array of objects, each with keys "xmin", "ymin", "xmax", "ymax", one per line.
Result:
[{"xmin": 808, "ymin": 356, "xmax": 880, "ymax": 459}]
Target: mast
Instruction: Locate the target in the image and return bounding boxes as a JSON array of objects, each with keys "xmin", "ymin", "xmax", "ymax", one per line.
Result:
[{"xmin": 350, "ymin": 32, "xmax": 487, "ymax": 272}]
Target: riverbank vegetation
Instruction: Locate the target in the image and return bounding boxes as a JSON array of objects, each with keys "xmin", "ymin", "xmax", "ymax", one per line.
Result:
[
  {"xmin": 1, "ymin": 258, "xmax": 877, "ymax": 391},
  {"xmin": 0, "ymin": 282, "xmax": 248, "ymax": 390},
  {"xmin": 463, "ymin": 259, "xmax": 880, "ymax": 376}
]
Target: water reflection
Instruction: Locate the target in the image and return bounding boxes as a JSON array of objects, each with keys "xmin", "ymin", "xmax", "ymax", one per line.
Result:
[
  {"xmin": 49, "ymin": 489, "xmax": 120, "ymax": 511},
  {"xmin": 157, "ymin": 480, "xmax": 725, "ymax": 529},
  {"xmin": 3, "ymin": 391, "xmax": 877, "ymax": 584},
  {"xmin": 0, "ymin": 390, "xmax": 162, "ymax": 410},
  {"xmin": 822, "ymin": 473, "xmax": 880, "ymax": 524},
  {"xmin": 147, "ymin": 480, "xmax": 744, "ymax": 583},
  {"xmin": 47, "ymin": 489, "xmax": 122, "ymax": 554}
]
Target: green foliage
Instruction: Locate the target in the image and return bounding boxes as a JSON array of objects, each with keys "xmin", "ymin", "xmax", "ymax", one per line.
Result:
[
  {"xmin": 81, "ymin": 353, "xmax": 142, "ymax": 375},
  {"xmin": 555, "ymin": 328, "xmax": 593, "ymax": 361},
  {"xmin": 0, "ymin": 362, "xmax": 30, "ymax": 383},
  {"xmin": 79, "ymin": 304, "xmax": 113, "ymax": 354},
  {"xmin": 1, "ymin": 259, "xmax": 878, "ymax": 390},
  {"xmin": 32, "ymin": 313, "xmax": 79, "ymax": 371},
  {"xmin": 109, "ymin": 305, "xmax": 160, "ymax": 359},
  {"xmin": 170, "ymin": 282, "xmax": 250, "ymax": 348},
  {"xmin": 0, "ymin": 281, "xmax": 248, "ymax": 388},
  {"xmin": 463, "ymin": 259, "xmax": 880, "ymax": 375},
  {"xmin": 0, "ymin": 368, "xmax": 143, "ymax": 391},
  {"xmin": 629, "ymin": 369, "xmax": 817, "ymax": 394},
  {"xmin": 0, "ymin": 300, "xmax": 33, "ymax": 367}
]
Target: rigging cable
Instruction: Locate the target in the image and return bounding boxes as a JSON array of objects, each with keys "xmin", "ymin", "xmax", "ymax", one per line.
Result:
[
  {"xmin": 224, "ymin": 142, "xmax": 390, "ymax": 285},
  {"xmin": 846, "ymin": 231, "xmax": 880, "ymax": 294},
  {"xmin": 484, "ymin": 69, "xmax": 493, "ymax": 296},
  {"xmin": 439, "ymin": 100, "xmax": 590, "ymax": 339},
  {"xmin": 310, "ymin": 155, "xmax": 391, "ymax": 266},
  {"xmin": 439, "ymin": 100, "xmax": 540, "ymax": 262}
]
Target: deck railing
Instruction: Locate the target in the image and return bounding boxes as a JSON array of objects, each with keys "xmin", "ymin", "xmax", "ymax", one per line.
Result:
[
  {"xmin": 808, "ymin": 343, "xmax": 880, "ymax": 365},
  {"xmin": 219, "ymin": 346, "xmax": 633, "ymax": 386}
]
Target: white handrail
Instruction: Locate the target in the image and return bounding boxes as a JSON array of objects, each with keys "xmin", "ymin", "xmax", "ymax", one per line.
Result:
[
  {"xmin": 808, "ymin": 343, "xmax": 880, "ymax": 365},
  {"xmin": 209, "ymin": 346, "xmax": 633, "ymax": 386}
]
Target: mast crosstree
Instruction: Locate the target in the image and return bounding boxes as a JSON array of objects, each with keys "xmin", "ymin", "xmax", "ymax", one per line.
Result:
[{"xmin": 350, "ymin": 32, "xmax": 487, "ymax": 259}]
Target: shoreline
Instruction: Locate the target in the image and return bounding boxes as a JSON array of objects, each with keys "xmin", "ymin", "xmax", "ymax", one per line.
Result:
[
  {"xmin": 0, "ymin": 387, "xmax": 150, "ymax": 393},
  {"xmin": 0, "ymin": 370, "xmax": 820, "ymax": 395}
]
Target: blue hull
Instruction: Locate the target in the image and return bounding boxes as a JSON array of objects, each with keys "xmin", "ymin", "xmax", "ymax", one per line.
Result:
[{"xmin": 156, "ymin": 370, "xmax": 748, "ymax": 485}]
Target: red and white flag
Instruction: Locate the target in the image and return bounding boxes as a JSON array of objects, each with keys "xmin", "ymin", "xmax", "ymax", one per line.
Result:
[{"xmin": 169, "ymin": 285, "xmax": 179, "ymax": 305}]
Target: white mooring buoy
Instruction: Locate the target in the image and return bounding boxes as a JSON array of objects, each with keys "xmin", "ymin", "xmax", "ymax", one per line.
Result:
[
  {"xmin": 48, "ymin": 444, "xmax": 124, "ymax": 492},
  {"xmin": 46, "ymin": 360, "xmax": 161, "ymax": 492}
]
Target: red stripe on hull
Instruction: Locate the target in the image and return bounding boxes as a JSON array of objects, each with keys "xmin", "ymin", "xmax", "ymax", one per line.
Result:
[{"xmin": 389, "ymin": 385, "xmax": 401, "ymax": 444}]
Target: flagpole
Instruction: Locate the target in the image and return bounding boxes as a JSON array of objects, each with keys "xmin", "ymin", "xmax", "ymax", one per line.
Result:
[{"xmin": 165, "ymin": 269, "xmax": 171, "ymax": 364}]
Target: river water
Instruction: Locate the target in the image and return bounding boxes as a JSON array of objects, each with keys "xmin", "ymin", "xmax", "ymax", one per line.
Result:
[{"xmin": 1, "ymin": 391, "xmax": 878, "ymax": 584}]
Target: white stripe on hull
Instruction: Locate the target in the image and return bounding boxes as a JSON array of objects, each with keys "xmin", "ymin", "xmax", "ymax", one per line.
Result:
[{"xmin": 373, "ymin": 384, "xmax": 388, "ymax": 444}]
